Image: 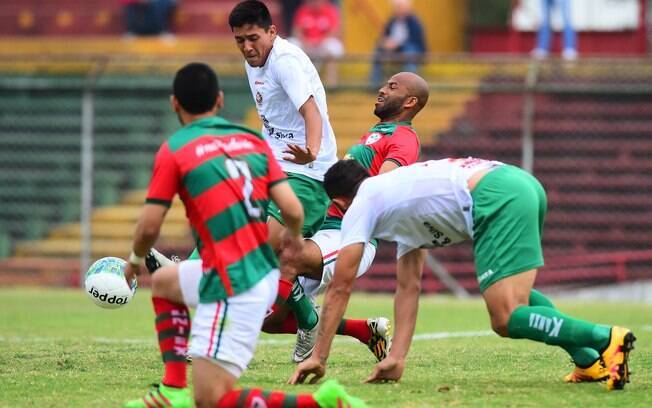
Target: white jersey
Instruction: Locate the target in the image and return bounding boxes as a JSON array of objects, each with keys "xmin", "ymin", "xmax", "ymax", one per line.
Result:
[
  {"xmin": 340, "ymin": 158, "xmax": 503, "ymax": 259},
  {"xmin": 245, "ymin": 36, "xmax": 337, "ymax": 181}
]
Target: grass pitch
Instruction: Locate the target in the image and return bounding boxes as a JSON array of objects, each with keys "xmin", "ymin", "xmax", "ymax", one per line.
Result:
[{"xmin": 1, "ymin": 288, "xmax": 651, "ymax": 407}]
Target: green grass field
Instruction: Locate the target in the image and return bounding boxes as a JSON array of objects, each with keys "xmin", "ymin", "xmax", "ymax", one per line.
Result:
[{"xmin": 1, "ymin": 288, "xmax": 651, "ymax": 407}]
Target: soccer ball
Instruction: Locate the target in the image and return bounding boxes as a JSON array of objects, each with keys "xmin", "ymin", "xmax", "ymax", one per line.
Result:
[{"xmin": 84, "ymin": 257, "xmax": 136, "ymax": 309}]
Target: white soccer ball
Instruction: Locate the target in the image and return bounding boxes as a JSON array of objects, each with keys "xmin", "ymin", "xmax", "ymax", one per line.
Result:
[{"xmin": 84, "ymin": 257, "xmax": 136, "ymax": 309}]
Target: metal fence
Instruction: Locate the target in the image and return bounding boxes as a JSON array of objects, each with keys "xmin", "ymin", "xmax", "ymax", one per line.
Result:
[{"xmin": 0, "ymin": 55, "xmax": 651, "ymax": 289}]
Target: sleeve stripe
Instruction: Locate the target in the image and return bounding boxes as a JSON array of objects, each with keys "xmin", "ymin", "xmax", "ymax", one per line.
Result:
[
  {"xmin": 385, "ymin": 158, "xmax": 404, "ymax": 167},
  {"xmin": 145, "ymin": 198, "xmax": 172, "ymax": 207},
  {"xmin": 269, "ymin": 177, "xmax": 288, "ymax": 188}
]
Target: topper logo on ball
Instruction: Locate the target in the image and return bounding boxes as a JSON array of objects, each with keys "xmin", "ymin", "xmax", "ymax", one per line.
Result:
[{"xmin": 87, "ymin": 286, "xmax": 129, "ymax": 305}]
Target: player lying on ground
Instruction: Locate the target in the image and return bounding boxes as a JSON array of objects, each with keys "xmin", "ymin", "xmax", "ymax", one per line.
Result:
[
  {"xmin": 262, "ymin": 71, "xmax": 430, "ymax": 363},
  {"xmin": 122, "ymin": 63, "xmax": 366, "ymax": 408},
  {"xmin": 290, "ymin": 158, "xmax": 636, "ymax": 391}
]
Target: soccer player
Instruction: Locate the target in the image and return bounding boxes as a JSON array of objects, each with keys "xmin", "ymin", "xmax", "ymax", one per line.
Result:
[
  {"xmin": 290, "ymin": 158, "xmax": 636, "ymax": 391},
  {"xmin": 226, "ymin": 0, "xmax": 338, "ymax": 361},
  {"xmin": 123, "ymin": 63, "xmax": 366, "ymax": 408},
  {"xmin": 264, "ymin": 71, "xmax": 430, "ymax": 363}
]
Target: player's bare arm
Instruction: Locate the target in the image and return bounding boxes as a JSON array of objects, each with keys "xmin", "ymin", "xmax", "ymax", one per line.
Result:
[
  {"xmin": 124, "ymin": 204, "xmax": 168, "ymax": 283},
  {"xmin": 365, "ymin": 248, "xmax": 425, "ymax": 383},
  {"xmin": 289, "ymin": 243, "xmax": 364, "ymax": 384},
  {"xmin": 271, "ymin": 181, "xmax": 306, "ymax": 272},
  {"xmin": 283, "ymin": 96, "xmax": 322, "ymax": 164},
  {"xmin": 378, "ymin": 159, "xmax": 401, "ymax": 174}
]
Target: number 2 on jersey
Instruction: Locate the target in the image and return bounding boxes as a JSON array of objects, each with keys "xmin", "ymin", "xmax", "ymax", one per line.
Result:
[{"xmin": 225, "ymin": 158, "xmax": 262, "ymax": 219}]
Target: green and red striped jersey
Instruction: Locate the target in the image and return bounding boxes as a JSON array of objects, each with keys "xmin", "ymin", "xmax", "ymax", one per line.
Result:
[
  {"xmin": 146, "ymin": 117, "xmax": 286, "ymax": 303},
  {"xmin": 322, "ymin": 121, "xmax": 420, "ymax": 229}
]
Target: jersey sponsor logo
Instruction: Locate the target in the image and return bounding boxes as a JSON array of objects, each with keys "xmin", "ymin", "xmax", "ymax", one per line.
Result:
[
  {"xmin": 364, "ymin": 132, "xmax": 382, "ymax": 145},
  {"xmin": 256, "ymin": 91, "xmax": 263, "ymax": 105},
  {"xmin": 529, "ymin": 313, "xmax": 564, "ymax": 337},
  {"xmin": 195, "ymin": 137, "xmax": 255, "ymax": 158},
  {"xmin": 422, "ymin": 221, "xmax": 452, "ymax": 247},
  {"xmin": 261, "ymin": 115, "xmax": 294, "ymax": 141},
  {"xmin": 255, "ymin": 80, "xmax": 264, "ymax": 85}
]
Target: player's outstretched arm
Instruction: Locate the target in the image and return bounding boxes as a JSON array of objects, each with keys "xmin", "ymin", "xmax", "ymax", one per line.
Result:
[
  {"xmin": 365, "ymin": 248, "xmax": 424, "ymax": 383},
  {"xmin": 270, "ymin": 181, "xmax": 304, "ymax": 238},
  {"xmin": 289, "ymin": 243, "xmax": 364, "ymax": 384},
  {"xmin": 124, "ymin": 204, "xmax": 169, "ymax": 283}
]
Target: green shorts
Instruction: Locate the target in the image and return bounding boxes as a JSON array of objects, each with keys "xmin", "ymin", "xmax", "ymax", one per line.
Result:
[
  {"xmin": 471, "ymin": 165, "xmax": 547, "ymax": 292},
  {"xmin": 267, "ymin": 172, "xmax": 328, "ymax": 238}
]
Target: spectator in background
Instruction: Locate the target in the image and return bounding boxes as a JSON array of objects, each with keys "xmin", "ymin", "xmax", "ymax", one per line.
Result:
[
  {"xmin": 370, "ymin": 0, "xmax": 426, "ymax": 87},
  {"xmin": 121, "ymin": 0, "xmax": 177, "ymax": 40},
  {"xmin": 531, "ymin": 0, "xmax": 578, "ymax": 60},
  {"xmin": 280, "ymin": 0, "xmax": 303, "ymax": 36},
  {"xmin": 290, "ymin": 0, "xmax": 344, "ymax": 86}
]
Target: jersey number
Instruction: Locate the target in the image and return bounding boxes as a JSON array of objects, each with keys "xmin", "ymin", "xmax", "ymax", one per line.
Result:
[{"xmin": 225, "ymin": 158, "xmax": 262, "ymax": 218}]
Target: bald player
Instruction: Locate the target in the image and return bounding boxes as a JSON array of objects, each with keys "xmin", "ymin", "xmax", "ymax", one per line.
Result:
[{"xmin": 265, "ymin": 72, "xmax": 430, "ymax": 363}]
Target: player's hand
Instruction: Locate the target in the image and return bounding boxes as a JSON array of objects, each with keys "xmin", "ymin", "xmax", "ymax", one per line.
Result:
[
  {"xmin": 279, "ymin": 229, "xmax": 304, "ymax": 263},
  {"xmin": 283, "ymin": 144, "xmax": 316, "ymax": 164},
  {"xmin": 123, "ymin": 262, "xmax": 141, "ymax": 288},
  {"xmin": 364, "ymin": 356, "xmax": 405, "ymax": 383},
  {"xmin": 288, "ymin": 356, "xmax": 326, "ymax": 384}
]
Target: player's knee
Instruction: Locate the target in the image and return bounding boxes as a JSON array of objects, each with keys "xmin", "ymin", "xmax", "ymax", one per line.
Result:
[
  {"xmin": 490, "ymin": 316, "xmax": 510, "ymax": 337},
  {"xmin": 150, "ymin": 265, "xmax": 175, "ymax": 298}
]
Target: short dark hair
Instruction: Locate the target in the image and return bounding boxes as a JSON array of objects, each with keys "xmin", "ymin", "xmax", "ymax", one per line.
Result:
[
  {"xmin": 172, "ymin": 62, "xmax": 219, "ymax": 115},
  {"xmin": 323, "ymin": 160, "xmax": 370, "ymax": 199},
  {"xmin": 229, "ymin": 0, "xmax": 272, "ymax": 30}
]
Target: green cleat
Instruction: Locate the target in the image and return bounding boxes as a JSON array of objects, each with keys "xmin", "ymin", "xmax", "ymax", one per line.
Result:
[
  {"xmin": 124, "ymin": 383, "xmax": 191, "ymax": 408},
  {"xmin": 313, "ymin": 379, "xmax": 368, "ymax": 408}
]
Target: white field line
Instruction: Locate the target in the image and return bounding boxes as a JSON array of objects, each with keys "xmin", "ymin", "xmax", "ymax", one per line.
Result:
[{"xmin": 0, "ymin": 330, "xmax": 495, "ymax": 346}]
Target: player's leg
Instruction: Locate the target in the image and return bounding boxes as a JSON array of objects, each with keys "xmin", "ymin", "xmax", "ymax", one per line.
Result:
[
  {"xmin": 267, "ymin": 174, "xmax": 328, "ymax": 351},
  {"xmin": 125, "ymin": 260, "xmax": 202, "ymax": 407},
  {"xmin": 529, "ymin": 289, "xmax": 607, "ymax": 382},
  {"xmin": 482, "ymin": 269, "xmax": 634, "ymax": 390},
  {"xmin": 190, "ymin": 270, "xmax": 366, "ymax": 408},
  {"xmin": 474, "ymin": 165, "xmax": 635, "ymax": 390}
]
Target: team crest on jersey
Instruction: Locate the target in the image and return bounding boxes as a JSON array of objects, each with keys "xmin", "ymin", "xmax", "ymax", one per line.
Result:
[
  {"xmin": 365, "ymin": 132, "xmax": 382, "ymax": 145},
  {"xmin": 256, "ymin": 91, "xmax": 263, "ymax": 105}
]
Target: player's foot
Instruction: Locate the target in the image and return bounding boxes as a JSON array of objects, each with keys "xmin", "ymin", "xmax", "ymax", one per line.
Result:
[
  {"xmin": 145, "ymin": 248, "xmax": 178, "ymax": 274},
  {"xmin": 600, "ymin": 326, "xmax": 636, "ymax": 391},
  {"xmin": 563, "ymin": 358, "xmax": 608, "ymax": 383},
  {"xmin": 124, "ymin": 383, "xmax": 191, "ymax": 408},
  {"xmin": 313, "ymin": 379, "xmax": 368, "ymax": 408},
  {"xmin": 293, "ymin": 307, "xmax": 320, "ymax": 363},
  {"xmin": 366, "ymin": 317, "xmax": 392, "ymax": 362}
]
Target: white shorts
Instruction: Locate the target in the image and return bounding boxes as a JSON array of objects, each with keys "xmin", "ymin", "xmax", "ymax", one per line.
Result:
[
  {"xmin": 303, "ymin": 229, "xmax": 376, "ymax": 299},
  {"xmin": 187, "ymin": 268, "xmax": 279, "ymax": 378},
  {"xmin": 178, "ymin": 259, "xmax": 202, "ymax": 308}
]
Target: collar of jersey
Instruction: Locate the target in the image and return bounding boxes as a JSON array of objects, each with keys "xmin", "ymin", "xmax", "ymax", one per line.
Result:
[
  {"xmin": 369, "ymin": 120, "xmax": 412, "ymax": 134},
  {"xmin": 186, "ymin": 116, "xmax": 230, "ymax": 129}
]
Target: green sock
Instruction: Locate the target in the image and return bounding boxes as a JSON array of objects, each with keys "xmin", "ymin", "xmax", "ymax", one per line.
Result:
[
  {"xmin": 529, "ymin": 290, "xmax": 601, "ymax": 367},
  {"xmin": 507, "ymin": 305, "xmax": 611, "ymax": 353},
  {"xmin": 286, "ymin": 281, "xmax": 319, "ymax": 330}
]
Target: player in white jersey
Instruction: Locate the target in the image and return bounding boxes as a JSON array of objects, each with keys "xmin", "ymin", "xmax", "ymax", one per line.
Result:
[
  {"xmin": 228, "ymin": 0, "xmax": 336, "ymax": 361},
  {"xmin": 290, "ymin": 158, "xmax": 636, "ymax": 392}
]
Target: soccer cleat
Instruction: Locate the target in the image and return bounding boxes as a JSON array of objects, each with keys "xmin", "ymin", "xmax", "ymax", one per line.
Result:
[
  {"xmin": 293, "ymin": 307, "xmax": 320, "ymax": 363},
  {"xmin": 601, "ymin": 326, "xmax": 636, "ymax": 391},
  {"xmin": 366, "ymin": 317, "xmax": 392, "ymax": 362},
  {"xmin": 145, "ymin": 248, "xmax": 178, "ymax": 274},
  {"xmin": 124, "ymin": 383, "xmax": 191, "ymax": 408},
  {"xmin": 563, "ymin": 358, "xmax": 608, "ymax": 383},
  {"xmin": 313, "ymin": 379, "xmax": 368, "ymax": 408}
]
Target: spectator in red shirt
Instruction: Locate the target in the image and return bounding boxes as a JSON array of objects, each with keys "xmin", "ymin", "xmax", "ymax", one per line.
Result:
[{"xmin": 290, "ymin": 0, "xmax": 344, "ymax": 86}]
